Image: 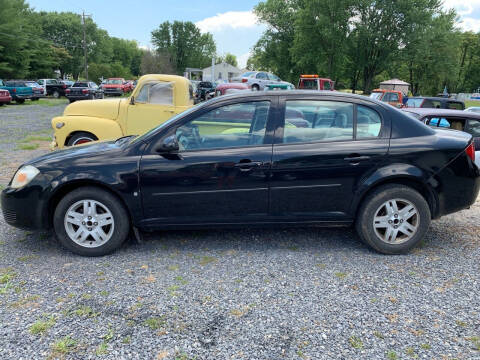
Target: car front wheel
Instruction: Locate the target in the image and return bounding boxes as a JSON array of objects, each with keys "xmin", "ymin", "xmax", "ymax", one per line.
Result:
[
  {"xmin": 53, "ymin": 187, "xmax": 130, "ymax": 256},
  {"xmin": 66, "ymin": 132, "xmax": 97, "ymax": 146},
  {"xmin": 355, "ymin": 184, "xmax": 431, "ymax": 254}
]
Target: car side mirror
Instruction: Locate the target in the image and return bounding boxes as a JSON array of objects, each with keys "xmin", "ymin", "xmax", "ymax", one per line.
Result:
[
  {"xmin": 130, "ymin": 96, "xmax": 135, "ymax": 105},
  {"xmin": 155, "ymin": 135, "xmax": 179, "ymax": 153}
]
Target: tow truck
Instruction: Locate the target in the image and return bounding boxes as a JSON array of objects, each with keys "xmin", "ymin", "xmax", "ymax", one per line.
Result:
[{"xmin": 298, "ymin": 75, "xmax": 335, "ymax": 91}]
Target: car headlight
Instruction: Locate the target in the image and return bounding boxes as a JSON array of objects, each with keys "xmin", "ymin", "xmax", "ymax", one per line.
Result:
[{"xmin": 11, "ymin": 165, "xmax": 40, "ymax": 189}]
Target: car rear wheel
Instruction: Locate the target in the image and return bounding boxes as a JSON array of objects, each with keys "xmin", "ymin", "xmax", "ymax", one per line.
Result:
[
  {"xmin": 355, "ymin": 184, "xmax": 431, "ymax": 254},
  {"xmin": 67, "ymin": 132, "xmax": 97, "ymax": 146},
  {"xmin": 53, "ymin": 187, "xmax": 130, "ymax": 256},
  {"xmin": 52, "ymin": 90, "xmax": 60, "ymax": 98},
  {"xmin": 252, "ymin": 84, "xmax": 260, "ymax": 91},
  {"xmin": 16, "ymin": 99, "xmax": 25, "ymax": 104}
]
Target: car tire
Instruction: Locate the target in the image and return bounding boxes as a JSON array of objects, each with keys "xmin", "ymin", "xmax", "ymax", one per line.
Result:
[
  {"xmin": 68, "ymin": 99, "xmax": 75, "ymax": 103},
  {"xmin": 66, "ymin": 132, "xmax": 97, "ymax": 146},
  {"xmin": 53, "ymin": 187, "xmax": 130, "ymax": 256},
  {"xmin": 32, "ymin": 98, "xmax": 39, "ymax": 101},
  {"xmin": 52, "ymin": 90, "xmax": 60, "ymax": 98},
  {"xmin": 89, "ymin": 94, "xmax": 95, "ymax": 100},
  {"xmin": 16, "ymin": 99, "xmax": 25, "ymax": 104},
  {"xmin": 0, "ymin": 103, "xmax": 3, "ymax": 106},
  {"xmin": 252, "ymin": 84, "xmax": 260, "ymax": 91},
  {"xmin": 355, "ymin": 184, "xmax": 431, "ymax": 254}
]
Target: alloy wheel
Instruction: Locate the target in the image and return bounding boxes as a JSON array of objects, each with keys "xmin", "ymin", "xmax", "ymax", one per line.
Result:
[
  {"xmin": 64, "ymin": 199, "xmax": 115, "ymax": 248},
  {"xmin": 372, "ymin": 198, "xmax": 419, "ymax": 244}
]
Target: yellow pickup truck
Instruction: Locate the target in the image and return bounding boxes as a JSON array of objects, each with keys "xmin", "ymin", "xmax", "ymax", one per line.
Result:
[{"xmin": 51, "ymin": 74, "xmax": 194, "ymax": 148}]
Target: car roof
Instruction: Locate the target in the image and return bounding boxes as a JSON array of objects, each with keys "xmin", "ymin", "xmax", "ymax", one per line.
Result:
[
  {"xmin": 402, "ymin": 107, "xmax": 480, "ymax": 119},
  {"xmin": 207, "ymin": 90, "xmax": 385, "ymax": 107},
  {"xmin": 407, "ymin": 96, "xmax": 463, "ymax": 102}
]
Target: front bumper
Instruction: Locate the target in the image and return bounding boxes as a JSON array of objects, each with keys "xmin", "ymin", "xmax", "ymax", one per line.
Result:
[
  {"xmin": 1, "ymin": 184, "xmax": 49, "ymax": 230},
  {"xmin": 104, "ymin": 88, "xmax": 124, "ymax": 96}
]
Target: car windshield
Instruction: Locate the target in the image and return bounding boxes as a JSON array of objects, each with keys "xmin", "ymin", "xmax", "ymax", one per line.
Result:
[
  {"xmin": 26, "ymin": 82, "xmax": 39, "ymax": 87},
  {"xmin": 199, "ymin": 82, "xmax": 213, "ymax": 88},
  {"xmin": 406, "ymin": 98, "xmax": 424, "ymax": 107},
  {"xmin": 107, "ymin": 79, "xmax": 123, "ymax": 84},
  {"xmin": 369, "ymin": 92, "xmax": 383, "ymax": 100},
  {"xmin": 73, "ymin": 82, "xmax": 88, "ymax": 87}
]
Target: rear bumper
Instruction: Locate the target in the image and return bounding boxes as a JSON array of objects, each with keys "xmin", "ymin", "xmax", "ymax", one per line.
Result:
[
  {"xmin": 66, "ymin": 94, "xmax": 91, "ymax": 100},
  {"xmin": 13, "ymin": 94, "xmax": 33, "ymax": 100},
  {"xmin": 0, "ymin": 95, "xmax": 11, "ymax": 103}
]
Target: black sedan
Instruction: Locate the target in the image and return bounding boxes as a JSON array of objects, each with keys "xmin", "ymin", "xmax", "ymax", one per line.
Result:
[
  {"xmin": 2, "ymin": 91, "xmax": 479, "ymax": 256},
  {"xmin": 65, "ymin": 81, "xmax": 104, "ymax": 103}
]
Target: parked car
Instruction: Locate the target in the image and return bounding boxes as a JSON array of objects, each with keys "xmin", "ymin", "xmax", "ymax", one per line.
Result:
[
  {"xmin": 465, "ymin": 107, "xmax": 480, "ymax": 113},
  {"xmin": 0, "ymin": 88, "xmax": 12, "ymax": 106},
  {"xmin": 25, "ymin": 81, "xmax": 45, "ymax": 100},
  {"xmin": 402, "ymin": 107, "xmax": 480, "ymax": 166},
  {"xmin": 297, "ymin": 75, "xmax": 334, "ymax": 91},
  {"xmin": 103, "ymin": 78, "xmax": 133, "ymax": 96},
  {"xmin": 65, "ymin": 81, "xmax": 104, "ymax": 103},
  {"xmin": 232, "ymin": 71, "xmax": 294, "ymax": 91},
  {"xmin": 369, "ymin": 89, "xmax": 405, "ymax": 108},
  {"xmin": 0, "ymin": 80, "xmax": 34, "ymax": 104},
  {"xmin": 215, "ymin": 82, "xmax": 249, "ymax": 96},
  {"xmin": 51, "ymin": 74, "xmax": 194, "ymax": 148},
  {"xmin": 196, "ymin": 81, "xmax": 216, "ymax": 102},
  {"xmin": 37, "ymin": 79, "xmax": 68, "ymax": 98},
  {"xmin": 264, "ymin": 83, "xmax": 295, "ymax": 91},
  {"xmin": 3, "ymin": 91, "xmax": 479, "ymax": 256},
  {"xmin": 405, "ymin": 96, "xmax": 465, "ymax": 110}
]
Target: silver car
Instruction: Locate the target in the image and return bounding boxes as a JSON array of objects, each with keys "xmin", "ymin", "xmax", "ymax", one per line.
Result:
[{"xmin": 232, "ymin": 71, "xmax": 294, "ymax": 91}]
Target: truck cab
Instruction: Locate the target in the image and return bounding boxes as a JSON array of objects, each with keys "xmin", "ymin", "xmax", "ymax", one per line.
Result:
[
  {"xmin": 51, "ymin": 74, "xmax": 194, "ymax": 148},
  {"xmin": 298, "ymin": 75, "xmax": 335, "ymax": 91},
  {"xmin": 369, "ymin": 89, "xmax": 405, "ymax": 108}
]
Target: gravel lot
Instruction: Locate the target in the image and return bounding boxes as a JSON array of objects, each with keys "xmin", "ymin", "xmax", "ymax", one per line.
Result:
[{"xmin": 0, "ymin": 102, "xmax": 479, "ymax": 359}]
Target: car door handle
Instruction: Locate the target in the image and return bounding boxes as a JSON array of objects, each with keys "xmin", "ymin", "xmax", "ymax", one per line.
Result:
[
  {"xmin": 344, "ymin": 155, "xmax": 371, "ymax": 164},
  {"xmin": 234, "ymin": 161, "xmax": 263, "ymax": 171}
]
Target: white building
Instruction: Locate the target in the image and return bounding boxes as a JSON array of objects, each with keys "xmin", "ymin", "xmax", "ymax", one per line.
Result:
[{"xmin": 202, "ymin": 62, "xmax": 242, "ymax": 82}]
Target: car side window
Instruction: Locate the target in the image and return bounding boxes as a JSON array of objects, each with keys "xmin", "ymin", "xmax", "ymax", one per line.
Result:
[
  {"xmin": 357, "ymin": 105, "xmax": 382, "ymax": 138},
  {"xmin": 427, "ymin": 117, "xmax": 451, "ymax": 128},
  {"xmin": 323, "ymin": 81, "xmax": 331, "ymax": 90},
  {"xmin": 448, "ymin": 102, "xmax": 463, "ymax": 110},
  {"xmin": 256, "ymin": 72, "xmax": 268, "ymax": 80},
  {"xmin": 135, "ymin": 81, "xmax": 173, "ymax": 105},
  {"xmin": 466, "ymin": 119, "xmax": 480, "ymax": 136},
  {"xmin": 175, "ymin": 101, "xmax": 270, "ymax": 151},
  {"xmin": 283, "ymin": 101, "xmax": 354, "ymax": 143},
  {"xmin": 37, "ymin": 80, "xmax": 44, "ymax": 85},
  {"xmin": 383, "ymin": 93, "xmax": 399, "ymax": 102},
  {"xmin": 430, "ymin": 100, "xmax": 441, "ymax": 108}
]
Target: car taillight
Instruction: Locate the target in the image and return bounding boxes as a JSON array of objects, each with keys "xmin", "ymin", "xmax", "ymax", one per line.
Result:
[
  {"xmin": 62, "ymin": 84, "xmax": 66, "ymax": 89},
  {"xmin": 242, "ymin": 78, "xmax": 248, "ymax": 83},
  {"xmin": 66, "ymin": 89, "xmax": 70, "ymax": 93},
  {"xmin": 466, "ymin": 142, "xmax": 475, "ymax": 162},
  {"xmin": 12, "ymin": 88, "xmax": 16, "ymax": 93},
  {"xmin": 82, "ymin": 89, "xmax": 88, "ymax": 94}
]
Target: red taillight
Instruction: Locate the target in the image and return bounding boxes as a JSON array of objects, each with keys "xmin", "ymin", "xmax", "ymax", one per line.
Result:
[
  {"xmin": 66, "ymin": 89, "xmax": 70, "ymax": 93},
  {"xmin": 466, "ymin": 142, "xmax": 475, "ymax": 162},
  {"xmin": 62, "ymin": 84, "xmax": 66, "ymax": 89},
  {"xmin": 242, "ymin": 78, "xmax": 248, "ymax": 83},
  {"xmin": 82, "ymin": 89, "xmax": 88, "ymax": 94},
  {"xmin": 12, "ymin": 88, "xmax": 16, "ymax": 93}
]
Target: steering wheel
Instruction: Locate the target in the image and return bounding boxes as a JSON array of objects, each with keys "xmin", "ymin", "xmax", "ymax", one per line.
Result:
[{"xmin": 177, "ymin": 123, "xmax": 201, "ymax": 150}]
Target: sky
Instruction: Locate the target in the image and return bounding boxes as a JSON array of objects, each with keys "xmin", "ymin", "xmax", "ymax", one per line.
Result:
[{"xmin": 27, "ymin": 0, "xmax": 480, "ymax": 69}]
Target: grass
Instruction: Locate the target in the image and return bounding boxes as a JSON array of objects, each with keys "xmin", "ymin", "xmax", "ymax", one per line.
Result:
[
  {"xmin": 334, "ymin": 272, "xmax": 348, "ymax": 279},
  {"xmin": 30, "ymin": 315, "xmax": 56, "ymax": 335},
  {"xmin": 198, "ymin": 256, "xmax": 217, "ymax": 266},
  {"xmin": 144, "ymin": 316, "xmax": 166, "ymax": 330},
  {"xmin": 386, "ymin": 351, "xmax": 398, "ymax": 360},
  {"xmin": 466, "ymin": 336, "xmax": 480, "ymax": 350},
  {"xmin": 96, "ymin": 342, "xmax": 108, "ymax": 355},
  {"xmin": 0, "ymin": 268, "xmax": 15, "ymax": 284},
  {"xmin": 420, "ymin": 343, "xmax": 431, "ymax": 350},
  {"xmin": 24, "ymin": 98, "xmax": 68, "ymax": 107},
  {"xmin": 72, "ymin": 305, "xmax": 98, "ymax": 318},
  {"xmin": 464, "ymin": 99, "xmax": 480, "ymax": 108},
  {"xmin": 50, "ymin": 336, "xmax": 77, "ymax": 355},
  {"xmin": 16, "ymin": 143, "xmax": 39, "ymax": 150},
  {"xmin": 349, "ymin": 335, "xmax": 363, "ymax": 349}
]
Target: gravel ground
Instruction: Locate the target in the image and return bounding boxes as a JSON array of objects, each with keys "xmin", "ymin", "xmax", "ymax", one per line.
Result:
[{"xmin": 0, "ymin": 103, "xmax": 479, "ymax": 359}]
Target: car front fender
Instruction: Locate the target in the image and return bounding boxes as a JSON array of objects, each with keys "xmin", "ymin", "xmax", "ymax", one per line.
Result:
[{"xmin": 51, "ymin": 116, "xmax": 124, "ymax": 149}]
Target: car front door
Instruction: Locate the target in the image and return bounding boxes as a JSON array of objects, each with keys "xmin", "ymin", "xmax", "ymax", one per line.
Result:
[
  {"xmin": 127, "ymin": 81, "xmax": 178, "ymax": 135},
  {"xmin": 139, "ymin": 98, "xmax": 276, "ymax": 227},
  {"xmin": 269, "ymin": 97, "xmax": 389, "ymax": 221},
  {"xmin": 255, "ymin": 72, "xmax": 268, "ymax": 89}
]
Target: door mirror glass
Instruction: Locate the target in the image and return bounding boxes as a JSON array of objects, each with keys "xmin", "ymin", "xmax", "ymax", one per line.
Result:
[{"xmin": 155, "ymin": 135, "xmax": 179, "ymax": 153}]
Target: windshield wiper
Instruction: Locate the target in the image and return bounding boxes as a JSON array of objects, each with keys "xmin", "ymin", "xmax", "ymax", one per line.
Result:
[{"xmin": 115, "ymin": 135, "xmax": 136, "ymax": 144}]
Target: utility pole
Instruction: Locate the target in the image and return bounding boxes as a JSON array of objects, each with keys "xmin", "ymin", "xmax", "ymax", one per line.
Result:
[{"xmin": 82, "ymin": 11, "xmax": 91, "ymax": 80}]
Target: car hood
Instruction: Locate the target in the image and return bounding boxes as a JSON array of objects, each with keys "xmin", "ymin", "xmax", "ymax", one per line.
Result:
[
  {"xmin": 63, "ymin": 98, "xmax": 122, "ymax": 120},
  {"xmin": 27, "ymin": 140, "xmax": 121, "ymax": 168}
]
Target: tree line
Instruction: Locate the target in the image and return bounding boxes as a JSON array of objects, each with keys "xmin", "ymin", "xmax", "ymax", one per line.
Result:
[
  {"xmin": 0, "ymin": 0, "xmax": 236, "ymax": 82},
  {"xmin": 248, "ymin": 0, "xmax": 480, "ymax": 95}
]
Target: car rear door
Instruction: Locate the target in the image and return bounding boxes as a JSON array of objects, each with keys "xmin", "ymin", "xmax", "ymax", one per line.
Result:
[
  {"xmin": 138, "ymin": 96, "xmax": 277, "ymax": 227},
  {"xmin": 269, "ymin": 96, "xmax": 390, "ymax": 221}
]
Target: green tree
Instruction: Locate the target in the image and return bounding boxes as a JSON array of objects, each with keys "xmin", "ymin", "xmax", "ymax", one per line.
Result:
[
  {"xmin": 151, "ymin": 21, "xmax": 216, "ymax": 74},
  {"xmin": 217, "ymin": 53, "xmax": 238, "ymax": 67}
]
